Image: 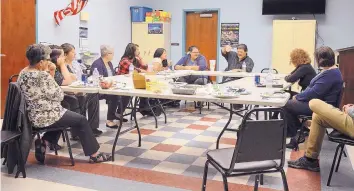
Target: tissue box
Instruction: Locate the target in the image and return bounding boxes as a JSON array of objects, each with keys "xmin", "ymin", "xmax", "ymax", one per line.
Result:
[{"xmin": 132, "ymin": 71, "xmax": 146, "ymax": 89}]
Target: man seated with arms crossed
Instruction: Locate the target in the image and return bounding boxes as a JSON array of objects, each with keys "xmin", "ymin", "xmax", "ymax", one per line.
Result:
[{"xmin": 288, "ymin": 99, "xmax": 354, "ymax": 172}]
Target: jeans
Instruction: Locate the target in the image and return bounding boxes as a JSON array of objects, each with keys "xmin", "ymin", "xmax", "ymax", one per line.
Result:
[
  {"xmin": 42, "ymin": 110, "xmax": 100, "ymax": 156},
  {"xmin": 305, "ymin": 99, "xmax": 354, "ymax": 159},
  {"xmin": 177, "ymin": 76, "xmax": 207, "ymax": 85}
]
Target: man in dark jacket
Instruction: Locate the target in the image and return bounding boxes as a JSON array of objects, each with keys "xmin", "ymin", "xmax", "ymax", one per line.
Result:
[{"xmin": 221, "ymin": 44, "xmax": 254, "ymax": 82}]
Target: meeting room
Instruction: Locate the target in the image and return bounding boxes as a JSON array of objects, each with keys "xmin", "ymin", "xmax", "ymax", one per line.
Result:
[{"xmin": 1, "ymin": 0, "xmax": 354, "ymax": 190}]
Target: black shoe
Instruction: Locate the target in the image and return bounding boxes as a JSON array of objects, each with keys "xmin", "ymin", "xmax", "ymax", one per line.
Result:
[
  {"xmin": 114, "ymin": 113, "xmax": 128, "ymax": 122},
  {"xmin": 34, "ymin": 139, "xmax": 46, "ymax": 164},
  {"xmin": 49, "ymin": 143, "xmax": 63, "ymax": 151},
  {"xmin": 232, "ymin": 104, "xmax": 243, "ymax": 110},
  {"xmin": 170, "ymin": 101, "xmax": 180, "ymax": 108},
  {"xmin": 92, "ymin": 129, "xmax": 103, "ymax": 137},
  {"xmin": 286, "ymin": 137, "xmax": 299, "ymax": 150},
  {"xmin": 288, "ymin": 156, "xmax": 320, "ymax": 172},
  {"xmin": 106, "ymin": 123, "xmax": 118, "ymax": 129},
  {"xmin": 71, "ymin": 136, "xmax": 80, "ymax": 141}
]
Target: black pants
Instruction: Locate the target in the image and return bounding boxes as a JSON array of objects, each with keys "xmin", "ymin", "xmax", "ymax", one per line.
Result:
[
  {"xmin": 272, "ymin": 91, "xmax": 299, "ymax": 119},
  {"xmin": 42, "ymin": 110, "xmax": 100, "ymax": 156},
  {"xmin": 77, "ymin": 94, "xmax": 99, "ymax": 130},
  {"xmin": 62, "ymin": 94, "xmax": 99, "ymax": 137},
  {"xmin": 100, "ymin": 95, "xmax": 130, "ymax": 120},
  {"xmin": 283, "ymin": 99, "xmax": 312, "ymax": 137}
]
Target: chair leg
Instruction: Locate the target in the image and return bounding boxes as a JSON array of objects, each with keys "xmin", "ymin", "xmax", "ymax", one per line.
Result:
[
  {"xmin": 260, "ymin": 174, "xmax": 264, "ymax": 185},
  {"xmin": 327, "ymin": 144, "xmax": 341, "ymax": 186},
  {"xmin": 343, "ymin": 150, "xmax": 347, "ymax": 157},
  {"xmin": 222, "ymin": 175, "xmax": 229, "ymax": 191},
  {"xmin": 54, "ymin": 146, "xmax": 58, "ymax": 156},
  {"xmin": 201, "ymin": 160, "xmax": 209, "ymax": 191},
  {"xmin": 147, "ymin": 98, "xmax": 158, "ymax": 129},
  {"xmin": 2, "ymin": 158, "xmax": 7, "ymax": 165},
  {"xmin": 15, "ymin": 139, "xmax": 26, "ymax": 178},
  {"xmin": 254, "ymin": 175, "xmax": 259, "ymax": 191},
  {"xmin": 207, "ymin": 102, "xmax": 210, "ymax": 110},
  {"xmin": 62, "ymin": 131, "xmax": 66, "ymax": 143},
  {"xmin": 280, "ymin": 168, "xmax": 289, "ymax": 191},
  {"xmin": 63, "ymin": 130, "xmax": 75, "ymax": 166},
  {"xmin": 335, "ymin": 144, "xmax": 345, "ymax": 172}
]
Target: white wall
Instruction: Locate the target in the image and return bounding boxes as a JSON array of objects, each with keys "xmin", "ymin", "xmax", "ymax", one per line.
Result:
[
  {"xmin": 37, "ymin": 0, "xmax": 140, "ymax": 65},
  {"xmin": 135, "ymin": 0, "xmax": 354, "ymax": 72}
]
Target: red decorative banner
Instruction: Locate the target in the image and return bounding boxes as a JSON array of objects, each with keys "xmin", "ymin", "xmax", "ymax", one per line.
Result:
[{"xmin": 54, "ymin": 0, "xmax": 88, "ymax": 25}]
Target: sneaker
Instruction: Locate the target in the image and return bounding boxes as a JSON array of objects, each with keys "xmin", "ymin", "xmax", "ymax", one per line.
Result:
[
  {"xmin": 288, "ymin": 156, "xmax": 320, "ymax": 172},
  {"xmin": 92, "ymin": 129, "xmax": 103, "ymax": 137}
]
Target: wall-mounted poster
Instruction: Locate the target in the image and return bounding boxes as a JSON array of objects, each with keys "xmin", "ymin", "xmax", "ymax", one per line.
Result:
[
  {"xmin": 79, "ymin": 27, "xmax": 88, "ymax": 38},
  {"xmin": 148, "ymin": 23, "xmax": 163, "ymax": 34},
  {"xmin": 220, "ymin": 23, "xmax": 239, "ymax": 48}
]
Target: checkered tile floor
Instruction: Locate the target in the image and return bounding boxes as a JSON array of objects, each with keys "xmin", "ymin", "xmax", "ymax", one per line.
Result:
[{"xmin": 47, "ymin": 102, "xmax": 292, "ymax": 190}]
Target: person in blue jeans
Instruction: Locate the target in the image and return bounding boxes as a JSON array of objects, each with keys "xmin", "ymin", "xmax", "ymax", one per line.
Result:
[
  {"xmin": 283, "ymin": 46, "xmax": 343, "ymax": 142},
  {"xmin": 174, "ymin": 46, "xmax": 208, "ymax": 85}
]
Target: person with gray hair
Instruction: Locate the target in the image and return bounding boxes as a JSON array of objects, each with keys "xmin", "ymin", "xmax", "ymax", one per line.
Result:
[
  {"xmin": 91, "ymin": 45, "xmax": 128, "ymax": 128},
  {"xmin": 17, "ymin": 44, "xmax": 111, "ymax": 164}
]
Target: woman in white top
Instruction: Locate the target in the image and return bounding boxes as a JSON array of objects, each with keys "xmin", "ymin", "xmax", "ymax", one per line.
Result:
[{"xmin": 151, "ymin": 48, "xmax": 170, "ymax": 72}]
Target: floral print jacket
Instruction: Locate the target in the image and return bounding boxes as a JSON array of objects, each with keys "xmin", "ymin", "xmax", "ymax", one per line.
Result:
[{"xmin": 18, "ymin": 70, "xmax": 66, "ymax": 128}]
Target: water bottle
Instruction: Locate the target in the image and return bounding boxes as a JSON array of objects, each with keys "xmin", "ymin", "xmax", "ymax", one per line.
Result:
[
  {"xmin": 265, "ymin": 68, "xmax": 273, "ymax": 89},
  {"xmin": 92, "ymin": 68, "xmax": 100, "ymax": 86},
  {"xmin": 242, "ymin": 62, "xmax": 247, "ymax": 72},
  {"xmin": 129, "ymin": 64, "xmax": 135, "ymax": 74}
]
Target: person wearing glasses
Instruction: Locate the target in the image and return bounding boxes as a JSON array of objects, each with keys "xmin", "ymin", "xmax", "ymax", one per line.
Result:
[
  {"xmin": 174, "ymin": 45, "xmax": 208, "ymax": 85},
  {"xmin": 18, "ymin": 44, "xmax": 111, "ymax": 164},
  {"xmin": 90, "ymin": 45, "xmax": 129, "ymax": 128},
  {"xmin": 221, "ymin": 44, "xmax": 254, "ymax": 83}
]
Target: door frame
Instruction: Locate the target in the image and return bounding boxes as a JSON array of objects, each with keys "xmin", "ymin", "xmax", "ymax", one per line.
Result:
[{"xmin": 182, "ymin": 9, "xmax": 221, "ymax": 71}]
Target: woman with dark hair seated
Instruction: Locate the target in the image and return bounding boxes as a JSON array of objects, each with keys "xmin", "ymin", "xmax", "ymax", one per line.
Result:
[
  {"xmin": 139, "ymin": 48, "xmax": 171, "ymax": 115},
  {"xmin": 51, "ymin": 44, "xmax": 102, "ymax": 138},
  {"xmin": 18, "ymin": 44, "xmax": 111, "ymax": 164},
  {"xmin": 151, "ymin": 48, "xmax": 170, "ymax": 71},
  {"xmin": 283, "ymin": 46, "xmax": 343, "ymax": 147}
]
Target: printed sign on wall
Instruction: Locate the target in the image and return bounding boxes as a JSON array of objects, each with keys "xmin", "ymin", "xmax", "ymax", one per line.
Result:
[
  {"xmin": 148, "ymin": 23, "xmax": 163, "ymax": 34},
  {"xmin": 220, "ymin": 23, "xmax": 239, "ymax": 48}
]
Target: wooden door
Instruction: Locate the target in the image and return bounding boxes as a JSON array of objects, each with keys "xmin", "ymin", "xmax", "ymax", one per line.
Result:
[
  {"xmin": 186, "ymin": 11, "xmax": 218, "ymax": 81},
  {"xmin": 338, "ymin": 47, "xmax": 354, "ymax": 107},
  {"xmin": 1, "ymin": 0, "xmax": 36, "ymax": 117}
]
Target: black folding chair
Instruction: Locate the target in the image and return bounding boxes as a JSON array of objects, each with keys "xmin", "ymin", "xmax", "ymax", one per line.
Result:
[
  {"xmin": 202, "ymin": 108, "xmax": 288, "ymax": 191},
  {"xmin": 1, "ymin": 131, "xmax": 26, "ymax": 178},
  {"xmin": 326, "ymin": 130, "xmax": 354, "ymax": 186},
  {"xmin": 261, "ymin": 68, "xmax": 278, "ymax": 74}
]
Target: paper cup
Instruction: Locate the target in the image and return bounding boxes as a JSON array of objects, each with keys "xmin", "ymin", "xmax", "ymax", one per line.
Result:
[{"xmin": 209, "ymin": 60, "xmax": 216, "ymax": 71}]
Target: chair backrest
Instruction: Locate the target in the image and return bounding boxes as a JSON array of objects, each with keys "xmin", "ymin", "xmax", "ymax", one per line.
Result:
[
  {"xmin": 8, "ymin": 74, "xmax": 19, "ymax": 83},
  {"xmin": 1, "ymin": 82, "xmax": 22, "ymax": 132},
  {"xmin": 335, "ymin": 82, "xmax": 345, "ymax": 108},
  {"xmin": 228, "ymin": 108, "xmax": 287, "ymax": 173},
  {"xmin": 261, "ymin": 68, "xmax": 278, "ymax": 74}
]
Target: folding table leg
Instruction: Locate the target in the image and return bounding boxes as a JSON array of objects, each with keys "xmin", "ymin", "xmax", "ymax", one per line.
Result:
[{"xmin": 216, "ymin": 104, "xmax": 233, "ymax": 149}]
